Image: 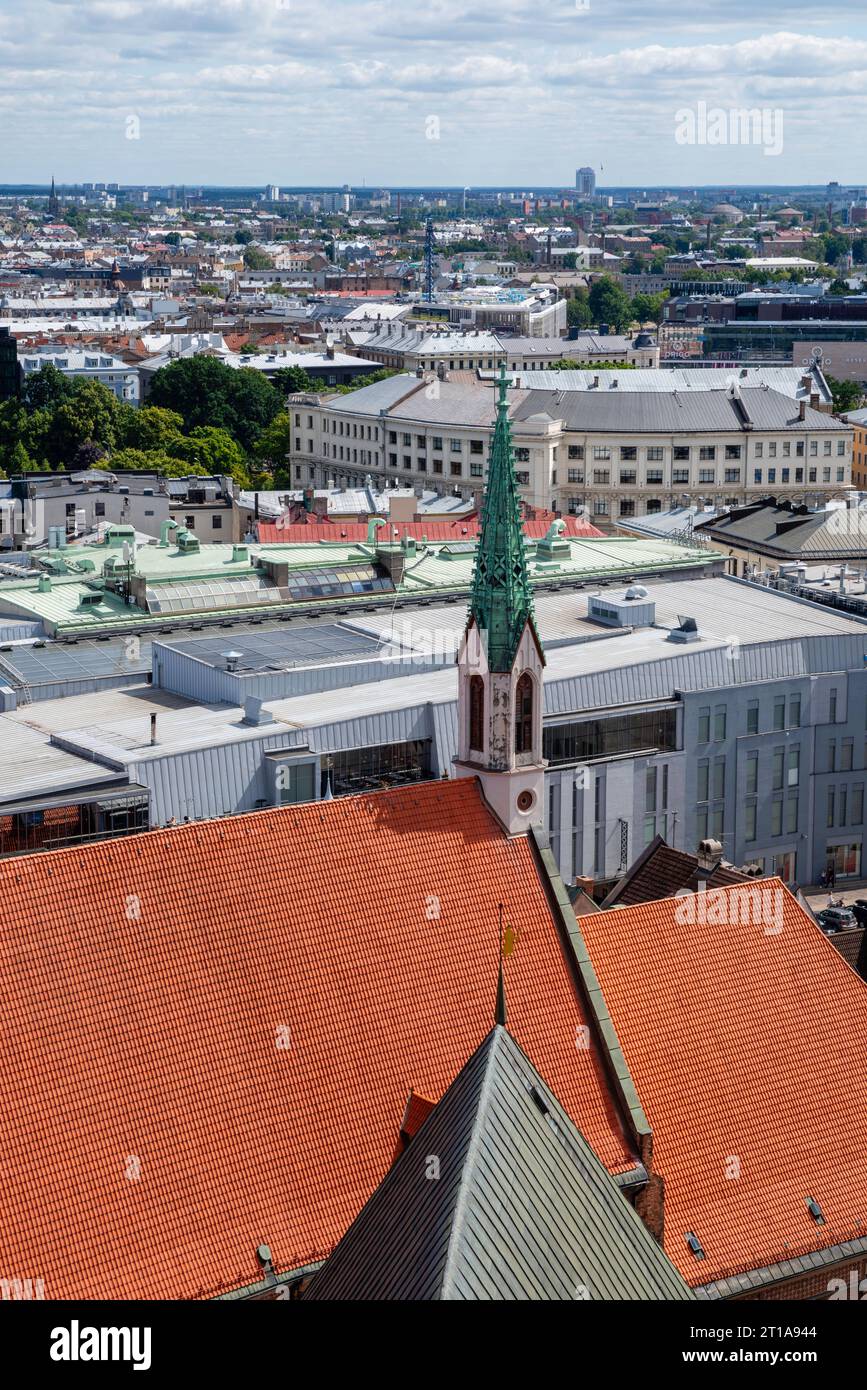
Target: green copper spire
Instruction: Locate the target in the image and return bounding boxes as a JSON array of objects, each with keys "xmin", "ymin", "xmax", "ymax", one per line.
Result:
[{"xmin": 468, "ymin": 364, "xmax": 542, "ymax": 672}]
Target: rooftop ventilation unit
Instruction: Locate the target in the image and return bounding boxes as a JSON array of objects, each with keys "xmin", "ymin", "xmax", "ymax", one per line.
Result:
[{"xmin": 588, "ymin": 591, "xmax": 656, "ymax": 628}]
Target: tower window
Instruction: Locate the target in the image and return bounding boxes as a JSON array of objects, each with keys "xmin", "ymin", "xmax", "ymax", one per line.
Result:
[
  {"xmin": 469, "ymin": 675, "xmax": 485, "ymax": 752},
  {"xmin": 515, "ymin": 673, "xmax": 533, "ymax": 755}
]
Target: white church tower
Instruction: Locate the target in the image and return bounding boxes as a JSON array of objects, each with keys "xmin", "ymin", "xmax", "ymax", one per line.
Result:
[{"xmin": 453, "ymin": 366, "xmax": 547, "ymax": 835}]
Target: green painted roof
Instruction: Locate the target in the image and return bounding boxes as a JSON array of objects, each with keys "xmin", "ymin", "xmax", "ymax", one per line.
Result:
[
  {"xmin": 468, "ymin": 366, "xmax": 540, "ymax": 671},
  {"xmin": 0, "ymin": 534, "xmax": 716, "ymax": 637}
]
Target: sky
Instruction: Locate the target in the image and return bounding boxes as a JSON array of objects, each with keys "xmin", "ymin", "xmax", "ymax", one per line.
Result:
[{"xmin": 3, "ymin": 0, "xmax": 867, "ymax": 187}]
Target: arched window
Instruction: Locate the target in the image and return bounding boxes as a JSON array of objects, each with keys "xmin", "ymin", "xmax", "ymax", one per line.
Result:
[
  {"xmin": 469, "ymin": 675, "xmax": 485, "ymax": 752},
  {"xmin": 515, "ymin": 672, "xmax": 533, "ymax": 754}
]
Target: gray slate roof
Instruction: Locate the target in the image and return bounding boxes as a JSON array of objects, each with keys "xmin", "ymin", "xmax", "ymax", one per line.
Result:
[
  {"xmin": 303, "ymin": 1026, "xmax": 694, "ymax": 1301},
  {"xmin": 700, "ymin": 502, "xmax": 867, "ymax": 559}
]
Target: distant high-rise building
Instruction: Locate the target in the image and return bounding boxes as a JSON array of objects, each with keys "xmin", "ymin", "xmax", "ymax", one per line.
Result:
[
  {"xmin": 576, "ymin": 167, "xmax": 596, "ymax": 198},
  {"xmin": 266, "ymin": 184, "xmax": 280, "ymax": 202}
]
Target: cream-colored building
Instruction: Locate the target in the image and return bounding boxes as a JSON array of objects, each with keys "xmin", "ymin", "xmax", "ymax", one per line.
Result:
[{"xmin": 286, "ymin": 374, "xmax": 852, "ymax": 522}]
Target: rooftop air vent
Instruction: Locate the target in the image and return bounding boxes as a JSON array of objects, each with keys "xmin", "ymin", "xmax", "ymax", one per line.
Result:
[{"xmin": 685, "ymin": 1232, "xmax": 706, "ymax": 1260}]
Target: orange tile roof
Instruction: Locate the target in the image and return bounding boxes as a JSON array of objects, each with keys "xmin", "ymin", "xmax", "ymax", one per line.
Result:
[
  {"xmin": 580, "ymin": 881, "xmax": 867, "ymax": 1287},
  {"xmin": 257, "ymin": 514, "xmax": 604, "ymax": 545},
  {"xmin": 0, "ymin": 779, "xmax": 633, "ymax": 1300}
]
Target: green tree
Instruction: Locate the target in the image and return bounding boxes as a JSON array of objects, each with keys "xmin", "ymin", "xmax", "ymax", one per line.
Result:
[
  {"xmin": 566, "ymin": 293, "xmax": 594, "ymax": 329},
  {"xmin": 587, "ymin": 276, "xmax": 634, "ymax": 331},
  {"xmin": 253, "ymin": 412, "xmax": 292, "ymax": 470},
  {"xmin": 148, "ymin": 356, "xmax": 281, "ymax": 451},
  {"xmin": 119, "ymin": 405, "xmax": 185, "ymax": 453},
  {"xmin": 826, "ymin": 375, "xmax": 864, "ymax": 414},
  {"xmin": 22, "ymin": 362, "xmax": 75, "ymax": 411},
  {"xmin": 631, "ymin": 291, "xmax": 668, "ymax": 325},
  {"xmin": 270, "ymin": 365, "xmax": 318, "ymax": 395},
  {"xmin": 46, "ymin": 380, "xmax": 121, "ymax": 466},
  {"xmin": 243, "ymin": 246, "xmax": 274, "ymax": 271},
  {"xmin": 169, "ymin": 425, "xmax": 248, "ymax": 480}
]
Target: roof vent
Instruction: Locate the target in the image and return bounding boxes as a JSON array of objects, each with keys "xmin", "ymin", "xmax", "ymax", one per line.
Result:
[
  {"xmin": 806, "ymin": 1196, "xmax": 826, "ymax": 1225},
  {"xmin": 222, "ymin": 650, "xmax": 244, "ymax": 672},
  {"xmin": 685, "ymin": 1232, "xmax": 706, "ymax": 1260},
  {"xmin": 243, "ymin": 694, "xmax": 273, "ymax": 726}
]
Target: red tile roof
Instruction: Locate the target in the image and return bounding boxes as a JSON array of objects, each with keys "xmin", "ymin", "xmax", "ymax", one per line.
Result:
[
  {"xmin": 0, "ymin": 779, "xmax": 633, "ymax": 1300},
  {"xmin": 580, "ymin": 881, "xmax": 867, "ymax": 1287},
  {"xmin": 257, "ymin": 514, "xmax": 604, "ymax": 545}
]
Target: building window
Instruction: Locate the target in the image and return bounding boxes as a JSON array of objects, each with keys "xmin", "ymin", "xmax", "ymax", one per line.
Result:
[
  {"xmin": 699, "ymin": 446, "xmax": 716, "ymax": 461},
  {"xmin": 788, "ymin": 696, "xmax": 801, "ymax": 728},
  {"xmin": 788, "ymin": 747, "xmax": 800, "ymax": 786},
  {"xmin": 698, "ymin": 469, "xmax": 715, "ymax": 484},
  {"xmin": 515, "ymin": 673, "xmax": 533, "ymax": 755},
  {"xmin": 773, "ymin": 697, "xmax": 785, "ymax": 732},
  {"xmin": 746, "ymin": 752, "xmax": 758, "ymax": 796},
  {"xmin": 714, "ymin": 705, "xmax": 726, "ymax": 741},
  {"xmin": 212, "ymin": 515, "xmax": 222, "ymax": 529},
  {"xmin": 469, "ymin": 675, "xmax": 484, "ymax": 752},
  {"xmin": 830, "ymin": 687, "xmax": 838, "ymax": 723},
  {"xmin": 747, "ymin": 701, "xmax": 759, "ymax": 734},
  {"xmin": 698, "ymin": 707, "xmax": 710, "ymax": 743},
  {"xmin": 620, "ymin": 446, "xmax": 637, "ymax": 461},
  {"xmin": 647, "ymin": 447, "xmax": 664, "ymax": 462},
  {"xmin": 745, "ymin": 801, "xmax": 757, "ymax": 841}
]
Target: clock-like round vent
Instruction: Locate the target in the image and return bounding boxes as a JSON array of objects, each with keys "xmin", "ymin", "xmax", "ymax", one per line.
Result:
[{"xmin": 517, "ymin": 789, "xmax": 535, "ymax": 814}]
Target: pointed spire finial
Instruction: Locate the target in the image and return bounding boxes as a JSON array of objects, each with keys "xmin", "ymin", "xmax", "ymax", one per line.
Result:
[
  {"xmin": 495, "ymin": 903, "xmax": 507, "ymax": 1027},
  {"xmin": 467, "ymin": 362, "xmax": 540, "ymax": 673}
]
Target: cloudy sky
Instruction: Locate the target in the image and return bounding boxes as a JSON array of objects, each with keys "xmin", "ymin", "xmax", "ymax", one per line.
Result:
[{"xmin": 3, "ymin": 0, "xmax": 867, "ymax": 187}]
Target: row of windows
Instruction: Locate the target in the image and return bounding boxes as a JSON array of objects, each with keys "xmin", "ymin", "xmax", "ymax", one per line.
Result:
[
  {"xmin": 827, "ymin": 784, "xmax": 865, "ymax": 828},
  {"xmin": 699, "ymin": 695, "xmax": 804, "ymax": 743},
  {"xmin": 754, "ymin": 467, "xmax": 845, "ymax": 485},
  {"xmin": 388, "ymin": 432, "xmax": 482, "ymax": 454}
]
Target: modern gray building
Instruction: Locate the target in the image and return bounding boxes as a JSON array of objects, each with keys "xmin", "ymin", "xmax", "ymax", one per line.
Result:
[{"xmin": 2, "ymin": 573, "xmax": 864, "ymax": 890}]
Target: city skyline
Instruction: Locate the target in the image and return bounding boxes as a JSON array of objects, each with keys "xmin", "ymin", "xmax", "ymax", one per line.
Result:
[{"xmin": 2, "ymin": 1, "xmax": 867, "ymax": 185}]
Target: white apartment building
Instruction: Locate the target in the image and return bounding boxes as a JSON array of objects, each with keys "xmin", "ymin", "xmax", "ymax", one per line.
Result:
[
  {"xmin": 286, "ymin": 374, "xmax": 852, "ymax": 519},
  {"xmin": 19, "ymin": 348, "xmax": 140, "ymax": 404}
]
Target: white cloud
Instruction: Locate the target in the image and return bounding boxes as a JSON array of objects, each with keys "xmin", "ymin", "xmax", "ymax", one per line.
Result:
[{"xmin": 7, "ymin": 7, "xmax": 867, "ymax": 182}]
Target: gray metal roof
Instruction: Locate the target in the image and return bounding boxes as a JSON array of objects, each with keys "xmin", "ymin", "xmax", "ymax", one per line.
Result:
[
  {"xmin": 512, "ymin": 366, "xmax": 832, "ymax": 403},
  {"xmin": 304, "ymin": 1026, "xmax": 694, "ymax": 1302},
  {"xmin": 700, "ymin": 501, "xmax": 867, "ymax": 559},
  {"xmin": 166, "ymin": 622, "xmax": 383, "ymax": 672},
  {"xmin": 512, "ymin": 386, "xmax": 846, "ymax": 435}
]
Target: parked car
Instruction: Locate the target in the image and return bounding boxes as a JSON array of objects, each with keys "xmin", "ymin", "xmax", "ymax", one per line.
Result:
[
  {"xmin": 850, "ymin": 900, "xmax": 867, "ymax": 927},
  {"xmin": 817, "ymin": 906, "xmax": 857, "ymax": 933}
]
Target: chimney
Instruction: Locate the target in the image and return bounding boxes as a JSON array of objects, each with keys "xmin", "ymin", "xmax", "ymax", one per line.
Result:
[
  {"xmin": 150, "ymin": 713, "xmax": 157, "ymax": 745},
  {"xmin": 799, "ymin": 399, "xmax": 806, "ymax": 421},
  {"xmin": 696, "ymin": 838, "xmax": 723, "ymax": 877}
]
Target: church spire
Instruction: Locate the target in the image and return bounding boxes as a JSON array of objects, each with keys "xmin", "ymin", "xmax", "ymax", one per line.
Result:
[{"xmin": 468, "ymin": 364, "xmax": 542, "ymax": 673}]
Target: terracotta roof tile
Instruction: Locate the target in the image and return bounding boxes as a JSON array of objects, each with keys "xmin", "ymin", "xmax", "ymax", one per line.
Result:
[
  {"xmin": 0, "ymin": 779, "xmax": 632, "ymax": 1300},
  {"xmin": 580, "ymin": 881, "xmax": 867, "ymax": 1287},
  {"xmin": 257, "ymin": 515, "xmax": 604, "ymax": 545}
]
